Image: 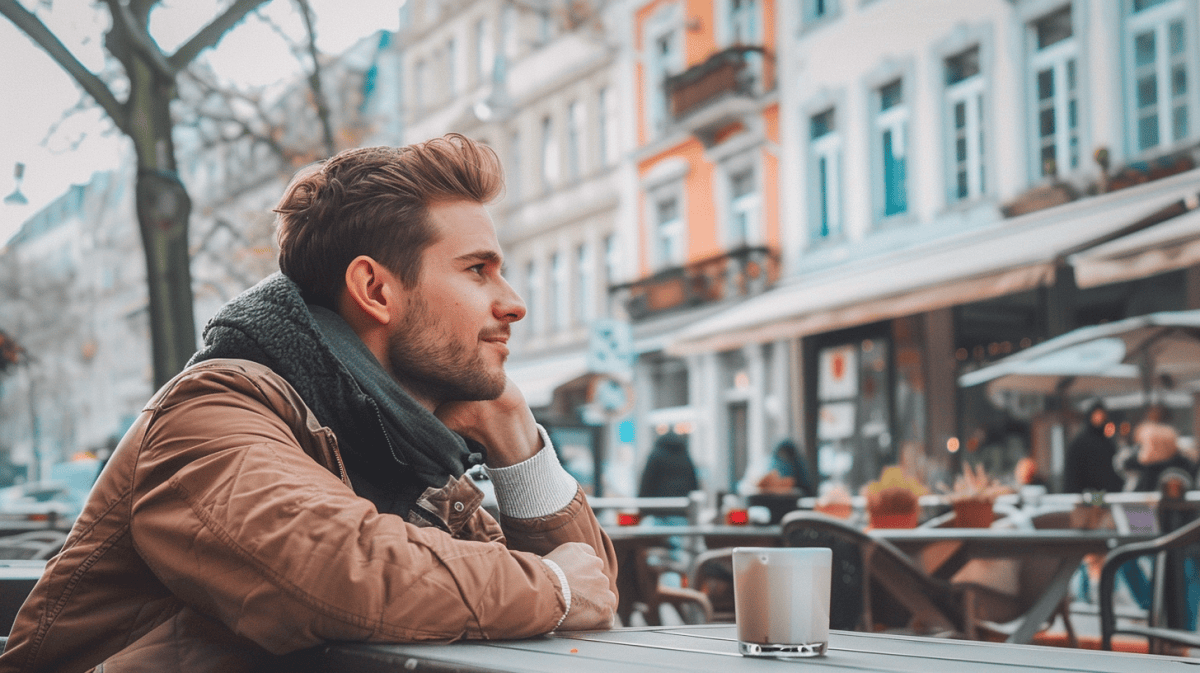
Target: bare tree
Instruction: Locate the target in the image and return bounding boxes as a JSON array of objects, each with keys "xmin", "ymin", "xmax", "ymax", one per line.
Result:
[{"xmin": 0, "ymin": 0, "xmax": 270, "ymax": 388}]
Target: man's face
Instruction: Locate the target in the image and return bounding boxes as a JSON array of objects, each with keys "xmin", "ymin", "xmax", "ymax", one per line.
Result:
[{"xmin": 385, "ymin": 200, "xmax": 525, "ymax": 407}]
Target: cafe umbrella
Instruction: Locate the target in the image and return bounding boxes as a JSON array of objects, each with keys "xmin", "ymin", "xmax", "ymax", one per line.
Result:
[{"xmin": 958, "ymin": 309, "xmax": 1200, "ymax": 402}]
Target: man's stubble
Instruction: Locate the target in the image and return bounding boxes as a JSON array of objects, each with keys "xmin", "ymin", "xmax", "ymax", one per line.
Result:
[{"xmin": 386, "ymin": 293, "xmax": 507, "ymax": 404}]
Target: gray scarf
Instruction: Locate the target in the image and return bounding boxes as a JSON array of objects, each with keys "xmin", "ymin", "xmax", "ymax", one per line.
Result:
[{"xmin": 188, "ymin": 273, "xmax": 482, "ymax": 515}]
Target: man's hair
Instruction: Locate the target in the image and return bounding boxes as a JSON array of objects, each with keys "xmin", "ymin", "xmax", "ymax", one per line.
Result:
[{"xmin": 275, "ymin": 134, "xmax": 503, "ymax": 306}]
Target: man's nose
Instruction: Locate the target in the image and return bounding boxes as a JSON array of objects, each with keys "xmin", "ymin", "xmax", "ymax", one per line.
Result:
[{"xmin": 495, "ymin": 279, "xmax": 526, "ymax": 323}]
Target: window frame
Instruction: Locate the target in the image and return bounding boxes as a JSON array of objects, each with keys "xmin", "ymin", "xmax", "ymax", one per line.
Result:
[
  {"xmin": 873, "ymin": 78, "xmax": 909, "ymax": 221},
  {"xmin": 808, "ymin": 107, "xmax": 843, "ymax": 242},
  {"xmin": 643, "ymin": 3, "xmax": 685, "ymax": 140},
  {"xmin": 720, "ymin": 153, "xmax": 762, "ymax": 249},
  {"xmin": 1123, "ymin": 0, "xmax": 1196, "ymax": 155},
  {"xmin": 649, "ymin": 183, "xmax": 687, "ymax": 270},
  {"xmin": 1027, "ymin": 8, "xmax": 1081, "ymax": 180},
  {"xmin": 541, "ymin": 115, "xmax": 559, "ymax": 192},
  {"xmin": 567, "ymin": 99, "xmax": 586, "ymax": 181},
  {"xmin": 945, "ymin": 45, "xmax": 987, "ymax": 201}
]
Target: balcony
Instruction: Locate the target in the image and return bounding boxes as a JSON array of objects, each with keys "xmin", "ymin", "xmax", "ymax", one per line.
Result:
[
  {"xmin": 612, "ymin": 246, "xmax": 779, "ymax": 321},
  {"xmin": 664, "ymin": 46, "xmax": 775, "ymax": 145}
]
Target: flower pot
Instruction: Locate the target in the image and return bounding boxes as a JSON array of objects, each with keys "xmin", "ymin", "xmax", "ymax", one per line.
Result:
[
  {"xmin": 868, "ymin": 510, "xmax": 919, "ymax": 529},
  {"xmin": 952, "ymin": 498, "xmax": 995, "ymax": 528}
]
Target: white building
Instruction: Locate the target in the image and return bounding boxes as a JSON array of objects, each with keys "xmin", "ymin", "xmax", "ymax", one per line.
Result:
[
  {"xmin": 400, "ymin": 0, "xmax": 642, "ymax": 496},
  {"xmin": 0, "ymin": 164, "xmax": 151, "ymax": 479}
]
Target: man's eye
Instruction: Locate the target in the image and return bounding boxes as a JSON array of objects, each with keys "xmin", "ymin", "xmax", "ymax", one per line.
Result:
[{"xmin": 469, "ymin": 264, "xmax": 486, "ymax": 275}]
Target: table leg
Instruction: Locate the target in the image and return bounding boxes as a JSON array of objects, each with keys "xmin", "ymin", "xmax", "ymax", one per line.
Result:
[{"xmin": 1007, "ymin": 555, "xmax": 1080, "ymax": 644}]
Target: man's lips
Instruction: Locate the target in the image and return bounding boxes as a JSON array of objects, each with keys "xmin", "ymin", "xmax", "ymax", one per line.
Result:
[{"xmin": 481, "ymin": 328, "xmax": 510, "ymax": 354}]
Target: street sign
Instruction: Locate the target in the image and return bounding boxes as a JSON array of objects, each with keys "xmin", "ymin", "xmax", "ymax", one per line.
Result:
[{"xmin": 587, "ymin": 319, "xmax": 634, "ymax": 375}]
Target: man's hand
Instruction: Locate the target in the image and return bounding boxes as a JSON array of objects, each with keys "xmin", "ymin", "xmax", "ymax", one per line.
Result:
[
  {"xmin": 544, "ymin": 542, "xmax": 617, "ymax": 631},
  {"xmin": 435, "ymin": 377, "xmax": 542, "ymax": 467}
]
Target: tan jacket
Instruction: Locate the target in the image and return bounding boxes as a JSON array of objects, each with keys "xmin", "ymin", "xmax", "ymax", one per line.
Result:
[{"xmin": 0, "ymin": 359, "xmax": 617, "ymax": 672}]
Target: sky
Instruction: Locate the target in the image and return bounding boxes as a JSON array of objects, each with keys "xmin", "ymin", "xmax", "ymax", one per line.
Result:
[{"xmin": 0, "ymin": 0, "xmax": 403, "ymax": 245}]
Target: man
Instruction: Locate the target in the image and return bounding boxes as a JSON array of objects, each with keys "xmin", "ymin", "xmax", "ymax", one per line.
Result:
[
  {"xmin": 1061, "ymin": 400, "xmax": 1124, "ymax": 494},
  {"xmin": 0, "ymin": 135, "xmax": 617, "ymax": 672}
]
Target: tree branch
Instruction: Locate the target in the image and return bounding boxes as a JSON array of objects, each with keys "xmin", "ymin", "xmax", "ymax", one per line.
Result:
[
  {"xmin": 295, "ymin": 0, "xmax": 335, "ymax": 156},
  {"xmin": 0, "ymin": 0, "xmax": 129, "ymax": 134},
  {"xmin": 168, "ymin": 0, "xmax": 270, "ymax": 71},
  {"xmin": 102, "ymin": 0, "xmax": 173, "ymax": 79}
]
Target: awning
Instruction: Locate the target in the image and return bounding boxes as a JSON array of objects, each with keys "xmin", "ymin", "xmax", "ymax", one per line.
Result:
[
  {"xmin": 1069, "ymin": 202, "xmax": 1200, "ymax": 288},
  {"xmin": 505, "ymin": 351, "xmax": 589, "ymax": 408},
  {"xmin": 669, "ymin": 168, "xmax": 1200, "ymax": 356}
]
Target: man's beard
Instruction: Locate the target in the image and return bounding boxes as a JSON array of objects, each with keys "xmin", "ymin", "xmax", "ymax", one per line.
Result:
[{"xmin": 386, "ymin": 294, "xmax": 507, "ymax": 403}]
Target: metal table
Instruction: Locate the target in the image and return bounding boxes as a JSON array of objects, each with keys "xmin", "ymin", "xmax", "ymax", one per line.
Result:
[
  {"xmin": 869, "ymin": 527, "xmax": 1156, "ymax": 644},
  {"xmin": 302, "ymin": 624, "xmax": 1193, "ymax": 672}
]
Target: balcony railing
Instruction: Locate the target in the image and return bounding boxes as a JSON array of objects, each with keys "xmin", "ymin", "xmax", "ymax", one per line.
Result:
[
  {"xmin": 611, "ymin": 246, "xmax": 779, "ymax": 321},
  {"xmin": 665, "ymin": 46, "xmax": 775, "ymax": 128}
]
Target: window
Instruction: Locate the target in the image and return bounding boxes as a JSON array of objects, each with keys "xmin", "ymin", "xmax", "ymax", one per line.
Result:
[
  {"xmin": 475, "ymin": 17, "xmax": 493, "ymax": 82},
  {"xmin": 502, "ymin": 5, "xmax": 518, "ymax": 60},
  {"xmin": 801, "ymin": 0, "xmax": 836, "ymax": 25},
  {"xmin": 538, "ymin": 9, "xmax": 552, "ymax": 45},
  {"xmin": 654, "ymin": 192, "xmax": 685, "ymax": 268},
  {"xmin": 1126, "ymin": 0, "xmax": 1192, "ymax": 152},
  {"xmin": 604, "ymin": 234, "xmax": 619, "ymax": 290},
  {"xmin": 446, "ymin": 38, "xmax": 458, "ymax": 95},
  {"xmin": 525, "ymin": 260, "xmax": 542, "ymax": 333},
  {"xmin": 414, "ymin": 58, "xmax": 427, "ymax": 111},
  {"xmin": 508, "ymin": 130, "xmax": 521, "ymax": 202},
  {"xmin": 567, "ymin": 100, "xmax": 585, "ymax": 180},
  {"xmin": 577, "ymin": 243, "xmax": 595, "ymax": 324},
  {"xmin": 598, "ymin": 87, "xmax": 619, "ymax": 166},
  {"xmin": 946, "ymin": 45, "xmax": 986, "ymax": 200},
  {"xmin": 728, "ymin": 0, "xmax": 758, "ymax": 45},
  {"xmin": 541, "ymin": 116, "xmax": 558, "ymax": 190},
  {"xmin": 1030, "ymin": 8, "xmax": 1078, "ymax": 178},
  {"xmin": 727, "ymin": 167, "xmax": 758, "ymax": 247},
  {"xmin": 809, "ymin": 108, "xmax": 842, "ymax": 240},
  {"xmin": 649, "ymin": 355, "xmax": 689, "ymax": 408},
  {"xmin": 876, "ymin": 80, "xmax": 908, "ymax": 218},
  {"xmin": 551, "ymin": 252, "xmax": 569, "ymax": 330},
  {"xmin": 645, "ymin": 10, "xmax": 682, "ymax": 139}
]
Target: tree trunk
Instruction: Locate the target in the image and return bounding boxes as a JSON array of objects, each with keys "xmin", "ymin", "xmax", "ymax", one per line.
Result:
[{"xmin": 128, "ymin": 57, "xmax": 197, "ymax": 388}]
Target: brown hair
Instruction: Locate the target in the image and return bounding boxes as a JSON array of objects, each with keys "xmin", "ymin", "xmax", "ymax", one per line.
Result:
[{"xmin": 275, "ymin": 134, "xmax": 503, "ymax": 306}]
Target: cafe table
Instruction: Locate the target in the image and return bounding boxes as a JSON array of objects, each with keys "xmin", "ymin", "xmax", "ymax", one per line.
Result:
[
  {"xmin": 867, "ymin": 527, "xmax": 1156, "ymax": 644},
  {"xmin": 298, "ymin": 624, "xmax": 1193, "ymax": 672}
]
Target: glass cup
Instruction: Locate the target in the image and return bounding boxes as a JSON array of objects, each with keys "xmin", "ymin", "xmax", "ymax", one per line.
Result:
[{"xmin": 732, "ymin": 547, "xmax": 831, "ymax": 657}]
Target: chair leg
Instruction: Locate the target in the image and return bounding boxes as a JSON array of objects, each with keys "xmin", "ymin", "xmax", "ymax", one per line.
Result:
[
  {"xmin": 1057, "ymin": 599, "xmax": 1077, "ymax": 649},
  {"xmin": 962, "ymin": 588, "xmax": 978, "ymax": 641}
]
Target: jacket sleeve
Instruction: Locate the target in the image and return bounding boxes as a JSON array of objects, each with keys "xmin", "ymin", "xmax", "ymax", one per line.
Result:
[
  {"xmin": 479, "ymin": 431, "xmax": 619, "ymax": 600},
  {"xmin": 128, "ymin": 368, "xmax": 571, "ymax": 655}
]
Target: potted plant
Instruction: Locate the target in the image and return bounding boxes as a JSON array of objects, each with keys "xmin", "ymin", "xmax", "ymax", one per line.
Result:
[
  {"xmin": 862, "ymin": 466, "xmax": 928, "ymax": 529},
  {"xmin": 945, "ymin": 463, "xmax": 1012, "ymax": 528},
  {"xmin": 813, "ymin": 484, "xmax": 853, "ymax": 520}
]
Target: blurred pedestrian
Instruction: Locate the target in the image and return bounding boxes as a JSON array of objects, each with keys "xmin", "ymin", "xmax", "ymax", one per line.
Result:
[
  {"xmin": 1122, "ymin": 405, "xmax": 1196, "ymax": 492},
  {"xmin": 637, "ymin": 431, "xmax": 699, "ymax": 519},
  {"xmin": 756, "ymin": 438, "xmax": 816, "ymax": 498},
  {"xmin": 1062, "ymin": 401, "xmax": 1124, "ymax": 494}
]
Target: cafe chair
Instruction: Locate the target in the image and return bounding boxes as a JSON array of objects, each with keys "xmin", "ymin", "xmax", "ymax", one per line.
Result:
[
  {"xmin": 627, "ymin": 546, "xmax": 713, "ymax": 626},
  {"xmin": 1099, "ymin": 506, "xmax": 1200, "ymax": 653},
  {"xmin": 0, "ymin": 530, "xmax": 68, "ymax": 560},
  {"xmin": 689, "ymin": 548, "xmax": 736, "ymax": 622},
  {"xmin": 779, "ymin": 511, "xmax": 1027, "ymax": 639}
]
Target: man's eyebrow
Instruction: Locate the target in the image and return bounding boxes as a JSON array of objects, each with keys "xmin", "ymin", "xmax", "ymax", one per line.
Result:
[{"xmin": 454, "ymin": 250, "xmax": 503, "ymax": 265}]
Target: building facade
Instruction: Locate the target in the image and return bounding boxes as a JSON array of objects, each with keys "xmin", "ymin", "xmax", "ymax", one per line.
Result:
[{"xmin": 670, "ymin": 0, "xmax": 1200, "ymax": 493}]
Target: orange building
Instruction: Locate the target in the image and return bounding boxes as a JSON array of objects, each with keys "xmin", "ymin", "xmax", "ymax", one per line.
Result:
[{"xmin": 620, "ymin": 0, "xmax": 786, "ymax": 491}]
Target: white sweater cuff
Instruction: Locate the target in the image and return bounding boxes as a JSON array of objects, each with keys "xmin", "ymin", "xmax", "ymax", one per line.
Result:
[
  {"xmin": 484, "ymin": 424, "xmax": 579, "ymax": 518},
  {"xmin": 541, "ymin": 558, "xmax": 571, "ymax": 630}
]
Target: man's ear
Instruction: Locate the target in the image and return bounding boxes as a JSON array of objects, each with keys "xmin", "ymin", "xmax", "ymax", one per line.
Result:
[{"xmin": 343, "ymin": 256, "xmax": 396, "ymax": 326}]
